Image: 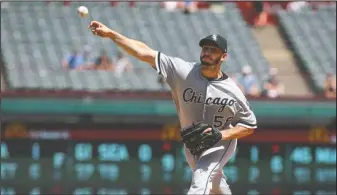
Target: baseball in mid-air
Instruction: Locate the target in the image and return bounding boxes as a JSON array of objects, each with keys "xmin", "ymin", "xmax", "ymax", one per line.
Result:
[{"xmin": 77, "ymin": 6, "xmax": 88, "ymax": 18}]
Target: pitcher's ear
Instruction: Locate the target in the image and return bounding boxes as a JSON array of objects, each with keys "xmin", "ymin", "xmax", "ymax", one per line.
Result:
[{"xmin": 221, "ymin": 53, "xmax": 227, "ymax": 60}]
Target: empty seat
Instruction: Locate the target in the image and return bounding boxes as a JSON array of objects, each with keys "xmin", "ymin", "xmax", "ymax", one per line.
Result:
[
  {"xmin": 2, "ymin": 2, "xmax": 271, "ymax": 91},
  {"xmin": 278, "ymin": 5, "xmax": 336, "ymax": 91}
]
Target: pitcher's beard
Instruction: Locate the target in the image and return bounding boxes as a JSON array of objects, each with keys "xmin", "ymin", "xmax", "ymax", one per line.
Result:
[
  {"xmin": 201, "ymin": 63, "xmax": 217, "ymax": 71},
  {"xmin": 200, "ymin": 56, "xmax": 222, "ymax": 70}
]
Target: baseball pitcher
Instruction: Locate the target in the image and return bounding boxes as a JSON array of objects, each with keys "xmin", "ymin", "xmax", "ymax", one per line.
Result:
[{"xmin": 89, "ymin": 21, "xmax": 257, "ymax": 195}]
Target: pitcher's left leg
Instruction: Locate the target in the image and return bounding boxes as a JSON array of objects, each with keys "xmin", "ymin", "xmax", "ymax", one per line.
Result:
[
  {"xmin": 210, "ymin": 172, "xmax": 231, "ymax": 195},
  {"xmin": 187, "ymin": 140, "xmax": 236, "ymax": 195},
  {"xmin": 187, "ymin": 157, "xmax": 223, "ymax": 194},
  {"xmin": 210, "ymin": 139, "xmax": 237, "ymax": 195}
]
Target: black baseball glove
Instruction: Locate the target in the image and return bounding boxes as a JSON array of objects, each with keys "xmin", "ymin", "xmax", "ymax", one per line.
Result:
[{"xmin": 180, "ymin": 122, "xmax": 222, "ymax": 156}]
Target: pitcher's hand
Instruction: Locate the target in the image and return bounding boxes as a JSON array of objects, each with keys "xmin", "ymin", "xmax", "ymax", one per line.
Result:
[{"xmin": 88, "ymin": 21, "xmax": 112, "ymax": 38}]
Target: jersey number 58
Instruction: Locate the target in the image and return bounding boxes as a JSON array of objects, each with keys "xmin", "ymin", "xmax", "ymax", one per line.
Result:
[{"xmin": 213, "ymin": 116, "xmax": 233, "ymax": 128}]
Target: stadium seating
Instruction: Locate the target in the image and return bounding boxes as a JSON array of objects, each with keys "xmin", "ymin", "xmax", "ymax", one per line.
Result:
[
  {"xmin": 277, "ymin": 4, "xmax": 336, "ymax": 91},
  {"xmin": 1, "ymin": 2, "xmax": 271, "ymax": 91}
]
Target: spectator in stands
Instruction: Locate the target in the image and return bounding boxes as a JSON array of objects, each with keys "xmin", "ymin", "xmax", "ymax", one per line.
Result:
[
  {"xmin": 162, "ymin": 1, "xmax": 179, "ymax": 11},
  {"xmin": 262, "ymin": 68, "xmax": 285, "ymax": 98},
  {"xmin": 287, "ymin": 1, "xmax": 310, "ymax": 12},
  {"xmin": 79, "ymin": 45, "xmax": 95, "ymax": 70},
  {"xmin": 324, "ymin": 73, "xmax": 336, "ymax": 99},
  {"xmin": 253, "ymin": 2, "xmax": 268, "ymax": 27},
  {"xmin": 62, "ymin": 47, "xmax": 91, "ymax": 70},
  {"xmin": 92, "ymin": 50, "xmax": 113, "ymax": 70},
  {"xmin": 183, "ymin": 0, "xmax": 197, "ymax": 14},
  {"xmin": 110, "ymin": 1, "xmax": 135, "ymax": 7},
  {"xmin": 162, "ymin": 1, "xmax": 197, "ymax": 13},
  {"xmin": 113, "ymin": 51, "xmax": 133, "ymax": 76},
  {"xmin": 237, "ymin": 65, "xmax": 260, "ymax": 97}
]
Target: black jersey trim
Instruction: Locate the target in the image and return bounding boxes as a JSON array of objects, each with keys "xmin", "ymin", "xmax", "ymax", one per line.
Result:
[
  {"xmin": 235, "ymin": 120, "xmax": 257, "ymax": 129},
  {"xmin": 156, "ymin": 52, "xmax": 162, "ymax": 75},
  {"xmin": 205, "ymin": 71, "xmax": 229, "ymax": 81}
]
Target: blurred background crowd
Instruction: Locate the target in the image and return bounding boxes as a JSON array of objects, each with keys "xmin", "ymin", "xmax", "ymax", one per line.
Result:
[{"xmin": 0, "ymin": 1, "xmax": 335, "ymax": 99}]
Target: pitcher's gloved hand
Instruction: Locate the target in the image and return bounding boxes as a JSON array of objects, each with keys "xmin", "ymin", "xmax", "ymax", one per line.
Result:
[{"xmin": 181, "ymin": 122, "xmax": 222, "ymax": 156}]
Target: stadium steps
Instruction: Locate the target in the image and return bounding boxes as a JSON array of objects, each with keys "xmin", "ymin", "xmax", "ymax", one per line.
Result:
[
  {"xmin": 276, "ymin": 5, "xmax": 336, "ymax": 93},
  {"xmin": 252, "ymin": 25, "xmax": 312, "ymax": 96}
]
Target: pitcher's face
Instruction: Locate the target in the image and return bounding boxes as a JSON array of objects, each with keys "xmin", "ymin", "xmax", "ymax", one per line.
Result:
[{"xmin": 200, "ymin": 45, "xmax": 226, "ymax": 66}]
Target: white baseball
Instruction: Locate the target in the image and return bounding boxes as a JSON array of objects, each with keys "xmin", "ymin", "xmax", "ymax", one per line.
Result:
[{"xmin": 77, "ymin": 6, "xmax": 88, "ymax": 18}]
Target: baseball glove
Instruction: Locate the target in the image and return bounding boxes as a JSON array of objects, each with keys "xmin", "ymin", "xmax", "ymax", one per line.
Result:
[{"xmin": 180, "ymin": 122, "xmax": 222, "ymax": 156}]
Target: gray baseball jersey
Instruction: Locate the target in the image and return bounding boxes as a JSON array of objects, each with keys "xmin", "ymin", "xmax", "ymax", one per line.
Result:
[
  {"xmin": 155, "ymin": 51, "xmax": 257, "ymax": 131},
  {"xmin": 155, "ymin": 51, "xmax": 257, "ymax": 194}
]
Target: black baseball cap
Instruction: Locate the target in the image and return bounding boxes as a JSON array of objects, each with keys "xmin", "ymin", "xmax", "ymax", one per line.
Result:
[{"xmin": 199, "ymin": 34, "xmax": 227, "ymax": 53}]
